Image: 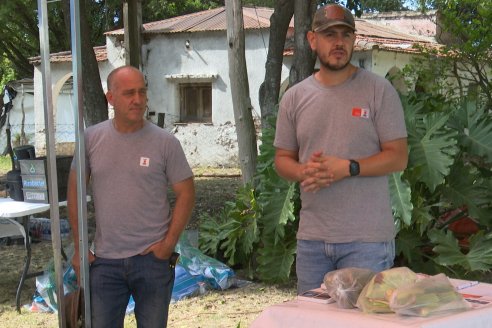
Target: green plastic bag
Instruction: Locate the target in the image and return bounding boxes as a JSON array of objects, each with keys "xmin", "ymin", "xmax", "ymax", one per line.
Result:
[
  {"xmin": 389, "ymin": 273, "xmax": 471, "ymax": 317},
  {"xmin": 356, "ymin": 267, "xmax": 418, "ymax": 313}
]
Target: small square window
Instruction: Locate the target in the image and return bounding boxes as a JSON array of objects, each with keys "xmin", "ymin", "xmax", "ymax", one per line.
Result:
[{"xmin": 179, "ymin": 83, "xmax": 212, "ymax": 123}]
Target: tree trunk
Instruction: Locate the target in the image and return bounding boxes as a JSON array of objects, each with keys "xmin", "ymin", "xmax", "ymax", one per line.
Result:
[
  {"xmin": 63, "ymin": 0, "xmax": 108, "ymax": 127},
  {"xmin": 225, "ymin": 0, "xmax": 257, "ymax": 185},
  {"xmin": 289, "ymin": 0, "xmax": 317, "ymax": 86},
  {"xmin": 258, "ymin": 0, "xmax": 294, "ymax": 129}
]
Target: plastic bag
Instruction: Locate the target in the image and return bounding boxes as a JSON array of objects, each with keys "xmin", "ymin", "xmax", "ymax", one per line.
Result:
[
  {"xmin": 356, "ymin": 267, "xmax": 418, "ymax": 313},
  {"xmin": 171, "ymin": 264, "xmax": 204, "ymax": 302},
  {"xmin": 389, "ymin": 273, "xmax": 471, "ymax": 317},
  {"xmin": 175, "ymin": 233, "xmax": 235, "ymax": 290},
  {"xmin": 35, "ymin": 265, "xmax": 78, "ymax": 312},
  {"xmin": 323, "ymin": 268, "xmax": 375, "ymax": 309}
]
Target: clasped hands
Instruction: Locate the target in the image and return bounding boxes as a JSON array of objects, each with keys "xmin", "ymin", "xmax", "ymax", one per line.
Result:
[{"xmin": 299, "ymin": 151, "xmax": 349, "ymax": 193}]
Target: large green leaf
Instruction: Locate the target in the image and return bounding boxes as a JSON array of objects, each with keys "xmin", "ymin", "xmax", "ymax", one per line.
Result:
[
  {"xmin": 441, "ymin": 162, "xmax": 492, "ymax": 225},
  {"xmin": 412, "ymin": 205, "xmax": 438, "ymax": 235},
  {"xmin": 400, "ymin": 95, "xmax": 424, "ymax": 130},
  {"xmin": 198, "ymin": 214, "xmax": 224, "ymax": 257},
  {"xmin": 202, "ymin": 185, "xmax": 261, "ymax": 266},
  {"xmin": 430, "ymin": 229, "xmax": 492, "ymax": 271},
  {"xmin": 396, "ymin": 228, "xmax": 426, "ymax": 263},
  {"xmin": 466, "ymin": 232, "xmax": 492, "ymax": 271},
  {"xmin": 461, "ymin": 100, "xmax": 492, "ymax": 163},
  {"xmin": 389, "ymin": 171, "xmax": 413, "ymax": 228},
  {"xmin": 408, "ymin": 112, "xmax": 459, "ymax": 192},
  {"xmin": 259, "ymin": 181, "xmax": 297, "ymax": 242},
  {"xmin": 256, "ymin": 238, "xmax": 296, "ymax": 283},
  {"xmin": 428, "ymin": 229, "xmax": 467, "ymax": 267},
  {"xmin": 220, "ymin": 217, "xmax": 259, "ymax": 266}
]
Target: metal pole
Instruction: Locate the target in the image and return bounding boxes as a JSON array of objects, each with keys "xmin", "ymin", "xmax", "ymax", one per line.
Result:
[
  {"xmin": 70, "ymin": 0, "xmax": 91, "ymax": 326},
  {"xmin": 36, "ymin": 0, "xmax": 65, "ymax": 326}
]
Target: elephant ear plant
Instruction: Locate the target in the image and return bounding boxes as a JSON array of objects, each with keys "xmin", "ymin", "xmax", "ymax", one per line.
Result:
[
  {"xmin": 199, "ymin": 115, "xmax": 299, "ymax": 283},
  {"xmin": 392, "ymin": 92, "xmax": 492, "ymax": 279}
]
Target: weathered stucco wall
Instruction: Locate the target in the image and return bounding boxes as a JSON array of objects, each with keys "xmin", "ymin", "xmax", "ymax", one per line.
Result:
[
  {"xmin": 0, "ymin": 85, "xmax": 35, "ymax": 152},
  {"xmin": 125, "ymin": 28, "xmax": 289, "ymax": 168},
  {"xmin": 32, "ymin": 55, "xmax": 121, "ymax": 155},
  {"xmin": 173, "ymin": 122, "xmax": 239, "ymax": 168},
  {"xmin": 370, "ymin": 50, "xmax": 413, "ymax": 77}
]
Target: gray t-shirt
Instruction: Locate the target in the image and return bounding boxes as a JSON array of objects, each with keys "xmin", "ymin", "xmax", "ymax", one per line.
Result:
[
  {"xmin": 82, "ymin": 120, "xmax": 192, "ymax": 259},
  {"xmin": 274, "ymin": 69, "xmax": 407, "ymax": 243}
]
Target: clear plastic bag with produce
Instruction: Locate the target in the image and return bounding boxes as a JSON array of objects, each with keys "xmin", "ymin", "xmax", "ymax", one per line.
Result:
[
  {"xmin": 356, "ymin": 267, "xmax": 418, "ymax": 313},
  {"xmin": 323, "ymin": 268, "xmax": 376, "ymax": 309},
  {"xmin": 389, "ymin": 273, "xmax": 471, "ymax": 317}
]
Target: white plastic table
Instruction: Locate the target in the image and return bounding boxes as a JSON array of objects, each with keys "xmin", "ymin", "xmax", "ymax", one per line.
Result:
[
  {"xmin": 250, "ymin": 280, "xmax": 492, "ymax": 328},
  {"xmin": 0, "ymin": 197, "xmax": 69, "ymax": 312}
]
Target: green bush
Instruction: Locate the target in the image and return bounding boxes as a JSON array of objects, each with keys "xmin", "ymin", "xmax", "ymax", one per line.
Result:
[{"xmin": 0, "ymin": 155, "xmax": 13, "ymax": 174}]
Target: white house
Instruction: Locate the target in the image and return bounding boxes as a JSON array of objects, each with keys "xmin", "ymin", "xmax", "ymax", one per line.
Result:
[
  {"xmin": 1, "ymin": 79, "xmax": 35, "ymax": 150},
  {"xmin": 8, "ymin": 7, "xmax": 439, "ymax": 167}
]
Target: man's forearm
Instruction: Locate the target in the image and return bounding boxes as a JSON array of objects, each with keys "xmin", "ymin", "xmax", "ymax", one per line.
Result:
[
  {"xmin": 162, "ymin": 178, "xmax": 195, "ymax": 251},
  {"xmin": 274, "ymin": 155, "xmax": 305, "ymax": 182}
]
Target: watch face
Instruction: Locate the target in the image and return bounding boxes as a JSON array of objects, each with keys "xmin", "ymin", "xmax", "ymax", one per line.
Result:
[{"xmin": 350, "ymin": 160, "xmax": 360, "ymax": 176}]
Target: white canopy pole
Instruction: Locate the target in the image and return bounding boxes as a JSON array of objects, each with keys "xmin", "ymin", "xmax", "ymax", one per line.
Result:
[
  {"xmin": 36, "ymin": 0, "xmax": 65, "ymax": 326},
  {"xmin": 70, "ymin": 0, "xmax": 91, "ymax": 326}
]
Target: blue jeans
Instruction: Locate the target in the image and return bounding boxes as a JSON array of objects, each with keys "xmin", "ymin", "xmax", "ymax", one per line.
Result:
[
  {"xmin": 296, "ymin": 239, "xmax": 395, "ymax": 294},
  {"xmin": 90, "ymin": 253, "xmax": 175, "ymax": 328}
]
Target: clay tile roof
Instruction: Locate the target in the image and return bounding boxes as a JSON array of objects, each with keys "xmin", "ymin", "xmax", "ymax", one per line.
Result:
[
  {"xmin": 351, "ymin": 19, "xmax": 438, "ymax": 54},
  {"xmin": 356, "ymin": 19, "xmax": 428, "ymax": 41},
  {"xmin": 361, "ymin": 10, "xmax": 437, "ymax": 38},
  {"xmin": 29, "ymin": 45, "xmax": 107, "ymax": 65}
]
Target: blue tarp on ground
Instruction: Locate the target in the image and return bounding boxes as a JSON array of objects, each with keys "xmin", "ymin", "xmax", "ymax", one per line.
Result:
[{"xmin": 29, "ymin": 233, "xmax": 236, "ymax": 313}]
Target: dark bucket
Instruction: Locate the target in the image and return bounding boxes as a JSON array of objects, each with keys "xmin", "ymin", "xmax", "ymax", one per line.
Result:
[
  {"xmin": 13, "ymin": 145, "xmax": 36, "ymax": 170},
  {"xmin": 6, "ymin": 169, "xmax": 24, "ymax": 201}
]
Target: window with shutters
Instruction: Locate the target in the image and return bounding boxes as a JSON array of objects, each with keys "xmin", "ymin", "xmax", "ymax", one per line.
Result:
[{"xmin": 179, "ymin": 83, "xmax": 212, "ymax": 123}]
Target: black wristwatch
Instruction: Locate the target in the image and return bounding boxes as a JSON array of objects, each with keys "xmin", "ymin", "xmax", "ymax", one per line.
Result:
[{"xmin": 349, "ymin": 159, "xmax": 360, "ymax": 176}]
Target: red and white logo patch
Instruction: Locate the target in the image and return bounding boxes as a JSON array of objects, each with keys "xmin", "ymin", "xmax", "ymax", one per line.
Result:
[
  {"xmin": 352, "ymin": 107, "xmax": 370, "ymax": 119},
  {"xmin": 140, "ymin": 157, "xmax": 150, "ymax": 167}
]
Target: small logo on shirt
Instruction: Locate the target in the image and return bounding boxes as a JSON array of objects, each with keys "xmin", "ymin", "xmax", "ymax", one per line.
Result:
[
  {"xmin": 352, "ymin": 107, "xmax": 370, "ymax": 119},
  {"xmin": 140, "ymin": 157, "xmax": 150, "ymax": 167}
]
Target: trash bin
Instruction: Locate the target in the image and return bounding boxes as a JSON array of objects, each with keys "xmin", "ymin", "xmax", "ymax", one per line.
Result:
[
  {"xmin": 13, "ymin": 145, "xmax": 36, "ymax": 170},
  {"xmin": 6, "ymin": 169, "xmax": 24, "ymax": 201}
]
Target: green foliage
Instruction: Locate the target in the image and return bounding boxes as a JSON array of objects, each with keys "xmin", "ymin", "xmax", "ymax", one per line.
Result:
[
  {"xmin": 142, "ymin": 0, "xmax": 222, "ymax": 24},
  {"xmin": 0, "ymin": 155, "xmax": 13, "ymax": 174},
  {"xmin": 389, "ymin": 171, "xmax": 413, "ymax": 228},
  {"xmin": 391, "ymin": 0, "xmax": 492, "ymax": 278},
  {"xmin": 199, "ymin": 116, "xmax": 299, "ymax": 283},
  {"xmin": 393, "ymin": 92, "xmax": 492, "ymax": 278},
  {"xmin": 0, "ymin": 0, "xmax": 226, "ymax": 81},
  {"xmin": 0, "ymin": 56, "xmax": 16, "ymax": 87},
  {"xmin": 413, "ymin": 0, "xmax": 492, "ymax": 106},
  {"xmin": 244, "ymin": 0, "xmax": 277, "ymax": 7}
]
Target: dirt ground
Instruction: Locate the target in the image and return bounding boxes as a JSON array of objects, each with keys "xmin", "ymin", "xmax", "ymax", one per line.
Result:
[{"xmin": 0, "ymin": 170, "xmax": 297, "ymax": 327}]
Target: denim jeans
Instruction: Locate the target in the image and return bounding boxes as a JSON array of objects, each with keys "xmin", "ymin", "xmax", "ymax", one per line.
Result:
[
  {"xmin": 296, "ymin": 239, "xmax": 395, "ymax": 294},
  {"xmin": 90, "ymin": 253, "xmax": 175, "ymax": 328}
]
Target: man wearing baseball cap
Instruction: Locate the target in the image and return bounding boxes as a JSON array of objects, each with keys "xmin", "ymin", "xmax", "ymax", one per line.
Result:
[{"xmin": 274, "ymin": 4, "xmax": 408, "ymax": 294}]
